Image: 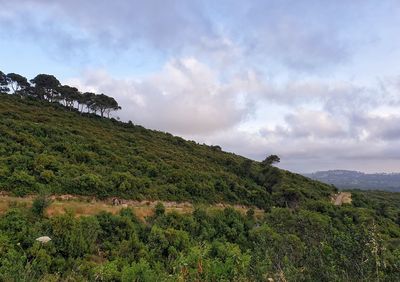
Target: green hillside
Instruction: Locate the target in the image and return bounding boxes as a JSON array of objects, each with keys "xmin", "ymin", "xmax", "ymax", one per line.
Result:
[
  {"xmin": 0, "ymin": 93, "xmax": 334, "ymax": 209},
  {"xmin": 1, "ymin": 93, "xmax": 400, "ymax": 281}
]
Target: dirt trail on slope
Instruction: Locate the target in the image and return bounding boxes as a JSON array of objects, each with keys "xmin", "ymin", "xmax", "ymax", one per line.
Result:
[
  {"xmin": 332, "ymin": 192, "xmax": 352, "ymax": 206},
  {"xmin": 0, "ymin": 193, "xmax": 264, "ymax": 220}
]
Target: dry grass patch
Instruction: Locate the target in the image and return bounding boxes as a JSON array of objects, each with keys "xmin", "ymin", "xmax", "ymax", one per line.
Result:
[
  {"xmin": 0, "ymin": 194, "xmax": 264, "ymax": 220},
  {"xmin": 332, "ymin": 192, "xmax": 352, "ymax": 206}
]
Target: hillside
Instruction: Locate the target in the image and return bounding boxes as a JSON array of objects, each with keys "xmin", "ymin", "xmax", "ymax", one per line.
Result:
[
  {"xmin": 1, "ymin": 93, "xmax": 400, "ymax": 281},
  {"xmin": 305, "ymin": 170, "xmax": 400, "ymax": 192},
  {"xmin": 0, "ymin": 93, "xmax": 334, "ymax": 209}
]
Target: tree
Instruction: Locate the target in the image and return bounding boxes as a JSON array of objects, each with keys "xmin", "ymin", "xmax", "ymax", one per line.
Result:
[
  {"xmin": 262, "ymin": 155, "xmax": 280, "ymax": 166},
  {"xmin": 75, "ymin": 92, "xmax": 87, "ymax": 112},
  {"xmin": 30, "ymin": 74, "xmax": 61, "ymax": 101},
  {"xmin": 396, "ymin": 212, "xmax": 400, "ymax": 226},
  {"xmin": 90, "ymin": 94, "xmax": 121, "ymax": 117},
  {"xmin": 31, "ymin": 195, "xmax": 51, "ymax": 217},
  {"xmin": 240, "ymin": 159, "xmax": 253, "ymax": 177},
  {"xmin": 2, "ymin": 70, "xmax": 122, "ymax": 118},
  {"xmin": 58, "ymin": 85, "xmax": 80, "ymax": 109},
  {"xmin": 0, "ymin": 71, "xmax": 9, "ymax": 93},
  {"xmin": 89, "ymin": 94, "xmax": 106, "ymax": 115},
  {"xmin": 81, "ymin": 92, "xmax": 96, "ymax": 113},
  {"xmin": 121, "ymin": 259, "xmax": 158, "ymax": 281},
  {"xmin": 154, "ymin": 202, "xmax": 166, "ymax": 217},
  {"xmin": 105, "ymin": 96, "xmax": 121, "ymax": 118},
  {"xmin": 50, "ymin": 213, "xmax": 100, "ymax": 258},
  {"xmin": 6, "ymin": 73, "xmax": 30, "ymax": 95}
]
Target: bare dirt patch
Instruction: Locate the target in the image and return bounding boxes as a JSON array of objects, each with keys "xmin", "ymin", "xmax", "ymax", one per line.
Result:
[{"xmin": 332, "ymin": 192, "xmax": 352, "ymax": 206}]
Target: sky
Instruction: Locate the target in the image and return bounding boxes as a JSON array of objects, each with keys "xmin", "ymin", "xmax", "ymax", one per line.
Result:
[{"xmin": 1, "ymin": 0, "xmax": 400, "ymax": 173}]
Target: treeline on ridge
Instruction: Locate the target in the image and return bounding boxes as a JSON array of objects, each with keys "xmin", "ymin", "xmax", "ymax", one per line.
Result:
[{"xmin": 0, "ymin": 70, "xmax": 120, "ymax": 118}]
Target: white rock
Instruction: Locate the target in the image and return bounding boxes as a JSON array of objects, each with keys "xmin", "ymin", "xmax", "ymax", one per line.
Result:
[{"xmin": 36, "ymin": 236, "xmax": 52, "ymax": 243}]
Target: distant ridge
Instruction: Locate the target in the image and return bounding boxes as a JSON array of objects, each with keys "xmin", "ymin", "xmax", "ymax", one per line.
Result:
[{"xmin": 304, "ymin": 170, "xmax": 400, "ymax": 192}]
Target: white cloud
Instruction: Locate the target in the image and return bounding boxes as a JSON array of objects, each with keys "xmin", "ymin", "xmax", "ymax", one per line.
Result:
[
  {"xmin": 68, "ymin": 58, "xmax": 262, "ymax": 134},
  {"xmin": 283, "ymin": 109, "xmax": 346, "ymax": 139}
]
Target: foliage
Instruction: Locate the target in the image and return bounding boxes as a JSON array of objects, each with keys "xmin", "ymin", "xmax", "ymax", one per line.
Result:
[
  {"xmin": 262, "ymin": 154, "xmax": 281, "ymax": 166},
  {"xmin": 31, "ymin": 195, "xmax": 51, "ymax": 217},
  {"xmin": 0, "ymin": 93, "xmax": 334, "ymax": 209},
  {"xmin": 1, "ymin": 70, "xmax": 121, "ymax": 117},
  {"xmin": 0, "ymin": 201, "xmax": 398, "ymax": 281}
]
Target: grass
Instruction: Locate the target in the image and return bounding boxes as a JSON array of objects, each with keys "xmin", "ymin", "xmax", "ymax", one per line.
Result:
[{"xmin": 0, "ymin": 194, "xmax": 264, "ymax": 220}]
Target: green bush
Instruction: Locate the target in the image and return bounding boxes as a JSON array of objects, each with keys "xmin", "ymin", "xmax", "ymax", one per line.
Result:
[{"xmin": 31, "ymin": 195, "xmax": 51, "ymax": 217}]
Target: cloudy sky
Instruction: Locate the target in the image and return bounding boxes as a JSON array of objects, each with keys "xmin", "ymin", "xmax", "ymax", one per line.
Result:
[{"xmin": 1, "ymin": 0, "xmax": 400, "ymax": 173}]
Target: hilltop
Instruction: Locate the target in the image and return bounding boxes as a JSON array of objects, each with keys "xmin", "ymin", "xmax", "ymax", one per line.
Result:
[{"xmin": 0, "ymin": 93, "xmax": 334, "ymax": 209}]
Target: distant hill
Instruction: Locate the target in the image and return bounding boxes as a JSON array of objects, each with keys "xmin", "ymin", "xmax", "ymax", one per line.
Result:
[
  {"xmin": 304, "ymin": 170, "xmax": 400, "ymax": 192},
  {"xmin": 0, "ymin": 93, "xmax": 335, "ymax": 209}
]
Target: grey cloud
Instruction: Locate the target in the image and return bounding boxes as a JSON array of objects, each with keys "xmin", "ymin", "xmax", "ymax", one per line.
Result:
[
  {"xmin": 0, "ymin": 3, "xmax": 91, "ymax": 61},
  {"xmin": 1, "ymin": 0, "xmax": 216, "ymax": 54},
  {"xmin": 354, "ymin": 115, "xmax": 400, "ymax": 141},
  {"xmin": 254, "ymin": 79, "xmax": 380, "ymax": 123},
  {"xmin": 226, "ymin": 0, "xmax": 400, "ymax": 72},
  {"xmin": 222, "ymin": 0, "xmax": 357, "ymax": 71},
  {"xmin": 283, "ymin": 110, "xmax": 347, "ymax": 139},
  {"xmin": 266, "ymin": 80, "xmax": 362, "ymax": 106},
  {"xmin": 0, "ymin": 0, "xmax": 378, "ymax": 72},
  {"xmin": 252, "ymin": 22, "xmax": 349, "ymax": 72},
  {"xmin": 205, "ymin": 126, "xmax": 400, "ymax": 173}
]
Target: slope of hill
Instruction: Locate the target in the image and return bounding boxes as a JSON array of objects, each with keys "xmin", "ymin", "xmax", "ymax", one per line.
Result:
[
  {"xmin": 0, "ymin": 94, "xmax": 334, "ymax": 209},
  {"xmin": 1, "ymin": 94, "xmax": 400, "ymax": 281},
  {"xmin": 304, "ymin": 170, "xmax": 400, "ymax": 192}
]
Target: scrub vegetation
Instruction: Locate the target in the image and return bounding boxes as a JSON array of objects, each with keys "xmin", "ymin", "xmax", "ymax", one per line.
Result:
[
  {"xmin": 0, "ymin": 92, "xmax": 334, "ymax": 210},
  {"xmin": 0, "ymin": 84, "xmax": 399, "ymax": 281}
]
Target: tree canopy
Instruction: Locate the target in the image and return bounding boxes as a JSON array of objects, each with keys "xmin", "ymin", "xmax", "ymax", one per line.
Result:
[
  {"xmin": 0, "ymin": 71, "xmax": 9, "ymax": 93},
  {"xmin": 6, "ymin": 73, "xmax": 30, "ymax": 94},
  {"xmin": 0, "ymin": 69, "xmax": 121, "ymax": 118},
  {"xmin": 30, "ymin": 74, "xmax": 61, "ymax": 101},
  {"xmin": 262, "ymin": 154, "xmax": 281, "ymax": 166}
]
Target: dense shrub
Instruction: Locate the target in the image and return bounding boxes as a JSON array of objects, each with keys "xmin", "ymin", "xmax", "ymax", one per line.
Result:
[{"xmin": 0, "ymin": 200, "xmax": 398, "ymax": 281}]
